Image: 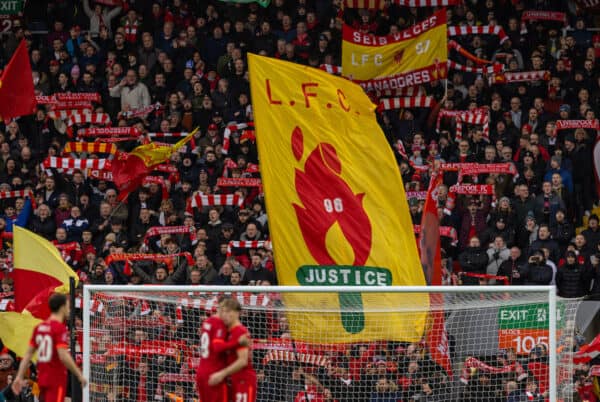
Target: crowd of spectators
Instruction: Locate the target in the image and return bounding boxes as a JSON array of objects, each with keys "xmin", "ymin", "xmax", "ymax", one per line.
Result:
[{"xmin": 0, "ymin": 0, "xmax": 597, "ymax": 400}]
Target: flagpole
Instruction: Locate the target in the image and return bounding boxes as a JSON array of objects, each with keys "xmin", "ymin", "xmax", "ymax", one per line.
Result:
[{"xmin": 69, "ymin": 276, "xmax": 80, "ymax": 402}]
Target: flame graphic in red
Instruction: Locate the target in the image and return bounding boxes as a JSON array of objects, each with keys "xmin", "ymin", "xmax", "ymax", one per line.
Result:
[{"xmin": 291, "ymin": 126, "xmax": 372, "ymax": 266}]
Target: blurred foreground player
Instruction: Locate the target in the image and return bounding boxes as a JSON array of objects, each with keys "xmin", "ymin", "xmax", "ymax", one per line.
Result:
[
  {"xmin": 12, "ymin": 293, "xmax": 87, "ymax": 401},
  {"xmin": 209, "ymin": 297, "xmax": 257, "ymax": 402},
  {"xmin": 196, "ymin": 303, "xmax": 249, "ymax": 402}
]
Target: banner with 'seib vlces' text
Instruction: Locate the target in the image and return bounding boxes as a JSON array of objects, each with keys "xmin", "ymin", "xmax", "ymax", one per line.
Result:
[
  {"xmin": 248, "ymin": 53, "xmax": 427, "ymax": 343},
  {"xmin": 342, "ymin": 9, "xmax": 447, "ymax": 92}
]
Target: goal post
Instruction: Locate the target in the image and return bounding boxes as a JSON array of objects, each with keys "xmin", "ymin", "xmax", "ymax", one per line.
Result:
[{"xmin": 81, "ymin": 285, "xmax": 578, "ymax": 402}]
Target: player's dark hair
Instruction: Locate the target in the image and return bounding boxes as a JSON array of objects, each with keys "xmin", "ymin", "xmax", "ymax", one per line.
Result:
[
  {"xmin": 49, "ymin": 293, "xmax": 68, "ymax": 313},
  {"xmin": 219, "ymin": 296, "xmax": 242, "ymax": 312}
]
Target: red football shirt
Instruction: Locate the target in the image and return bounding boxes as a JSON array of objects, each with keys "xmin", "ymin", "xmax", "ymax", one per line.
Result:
[
  {"xmin": 197, "ymin": 315, "xmax": 229, "ymax": 375},
  {"xmin": 29, "ymin": 319, "xmax": 69, "ymax": 388},
  {"xmin": 226, "ymin": 324, "xmax": 256, "ymax": 382}
]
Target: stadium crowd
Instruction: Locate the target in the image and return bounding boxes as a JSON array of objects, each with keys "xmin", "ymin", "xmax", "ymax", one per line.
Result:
[{"xmin": 0, "ymin": 0, "xmax": 598, "ymax": 401}]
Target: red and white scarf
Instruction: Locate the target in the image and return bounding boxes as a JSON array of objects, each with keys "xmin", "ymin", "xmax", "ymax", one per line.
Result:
[
  {"xmin": 43, "ymin": 156, "xmax": 109, "ymax": 170},
  {"xmin": 521, "ymin": 10, "xmax": 566, "ymax": 23},
  {"xmin": 343, "ymin": 0, "xmax": 457, "ymax": 8},
  {"xmin": 124, "ymin": 19, "xmax": 139, "ymax": 43},
  {"xmin": 379, "ymin": 96, "xmax": 435, "ymax": 111},
  {"xmin": 460, "ymin": 356, "xmax": 527, "ymax": 384},
  {"xmin": 457, "ymin": 162, "xmax": 518, "ymax": 177},
  {"xmin": 187, "ymin": 193, "xmax": 244, "ymax": 212},
  {"xmin": 226, "ymin": 240, "xmax": 271, "ymax": 257},
  {"xmin": 216, "ymin": 177, "xmax": 262, "ymax": 187},
  {"xmin": 142, "ymin": 226, "xmax": 197, "ymax": 246},
  {"xmin": 106, "ymin": 252, "xmax": 195, "ymax": 275},
  {"xmin": 121, "ymin": 102, "xmax": 162, "ymax": 119},
  {"xmin": 448, "ymin": 60, "xmax": 503, "ymax": 74},
  {"xmin": 78, "ymin": 127, "xmax": 141, "ymax": 137},
  {"xmin": 436, "ymin": 108, "xmax": 490, "ymax": 141},
  {"xmin": 319, "ymin": 64, "xmax": 342, "ymax": 75},
  {"xmin": 449, "ymin": 184, "xmax": 495, "ymax": 195},
  {"xmin": 47, "ymin": 110, "xmax": 85, "ymax": 121},
  {"xmin": 67, "ymin": 112, "xmax": 111, "ymax": 128},
  {"xmin": 489, "ymin": 70, "xmax": 550, "ymax": 85},
  {"xmin": 147, "ymin": 132, "xmax": 190, "ymax": 138},
  {"xmin": 447, "ymin": 25, "xmax": 508, "ymax": 44},
  {"xmin": 56, "ymin": 92, "xmax": 102, "ymax": 102},
  {"xmin": 222, "ymin": 122, "xmax": 253, "ymax": 155},
  {"xmin": 53, "ymin": 100, "xmax": 93, "ymax": 111},
  {"xmin": 555, "ymin": 119, "xmax": 600, "ymax": 130}
]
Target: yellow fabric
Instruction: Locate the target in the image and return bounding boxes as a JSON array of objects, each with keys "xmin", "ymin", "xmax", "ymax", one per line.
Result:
[
  {"xmin": 13, "ymin": 226, "xmax": 79, "ymax": 294},
  {"xmin": 341, "ymin": 10, "xmax": 447, "ymax": 81},
  {"xmin": 130, "ymin": 128, "xmax": 198, "ymax": 168},
  {"xmin": 248, "ymin": 54, "xmax": 427, "ymax": 343},
  {"xmin": 63, "ymin": 142, "xmax": 118, "ymax": 155},
  {"xmin": 0, "ymin": 311, "xmax": 41, "ymax": 357}
]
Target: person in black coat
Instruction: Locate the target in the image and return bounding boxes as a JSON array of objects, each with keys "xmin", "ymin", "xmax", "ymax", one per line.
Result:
[
  {"xmin": 524, "ymin": 250, "xmax": 554, "ymax": 285},
  {"xmin": 550, "ymin": 208, "xmax": 574, "ymax": 254},
  {"xmin": 458, "ymin": 237, "xmax": 489, "ymax": 285},
  {"xmin": 497, "ymin": 247, "xmax": 528, "ymax": 285},
  {"xmin": 556, "ymin": 251, "xmax": 591, "ymax": 298}
]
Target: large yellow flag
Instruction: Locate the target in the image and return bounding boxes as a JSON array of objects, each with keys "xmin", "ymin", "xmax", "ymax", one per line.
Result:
[
  {"xmin": 248, "ymin": 54, "xmax": 427, "ymax": 343},
  {"xmin": 0, "ymin": 226, "xmax": 78, "ymax": 356},
  {"xmin": 341, "ymin": 10, "xmax": 447, "ymax": 92}
]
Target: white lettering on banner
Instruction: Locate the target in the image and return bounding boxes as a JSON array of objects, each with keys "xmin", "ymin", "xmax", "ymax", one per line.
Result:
[
  {"xmin": 360, "ymin": 70, "xmax": 432, "ymax": 92},
  {"xmin": 351, "ymin": 53, "xmax": 383, "ymax": 66},
  {"xmin": 350, "ymin": 14, "xmax": 439, "ymax": 45},
  {"xmin": 500, "ymin": 310, "xmax": 528, "ymax": 320}
]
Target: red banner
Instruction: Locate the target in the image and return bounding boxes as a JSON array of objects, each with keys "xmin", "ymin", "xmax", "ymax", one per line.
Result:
[
  {"xmin": 521, "ymin": 10, "xmax": 567, "ymax": 23},
  {"xmin": 55, "ymin": 92, "xmax": 101, "ymax": 102},
  {"xmin": 449, "ymin": 184, "xmax": 495, "ymax": 195},
  {"xmin": 78, "ymin": 127, "xmax": 141, "ymax": 137}
]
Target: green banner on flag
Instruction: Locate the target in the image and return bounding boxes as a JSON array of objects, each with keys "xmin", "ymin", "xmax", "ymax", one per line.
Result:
[
  {"xmin": 218, "ymin": 0, "xmax": 270, "ymax": 8},
  {"xmin": 0, "ymin": 0, "xmax": 23, "ymax": 15}
]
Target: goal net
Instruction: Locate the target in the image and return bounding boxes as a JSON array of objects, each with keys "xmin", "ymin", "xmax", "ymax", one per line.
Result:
[{"xmin": 81, "ymin": 285, "xmax": 580, "ymax": 402}]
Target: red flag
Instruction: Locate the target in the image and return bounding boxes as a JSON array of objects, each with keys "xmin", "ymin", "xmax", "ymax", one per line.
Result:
[
  {"xmin": 574, "ymin": 333, "xmax": 600, "ymax": 364},
  {"xmin": 420, "ymin": 172, "xmax": 453, "ymax": 376},
  {"xmin": 0, "ymin": 39, "xmax": 36, "ymax": 121}
]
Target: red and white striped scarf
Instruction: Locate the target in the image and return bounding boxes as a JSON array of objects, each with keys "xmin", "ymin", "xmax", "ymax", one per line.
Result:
[
  {"xmin": 319, "ymin": 64, "xmax": 343, "ymax": 75},
  {"xmin": 78, "ymin": 127, "xmax": 141, "ymax": 137},
  {"xmin": 106, "ymin": 252, "xmax": 195, "ymax": 275},
  {"xmin": 47, "ymin": 110, "xmax": 85, "ymax": 121},
  {"xmin": 436, "ymin": 108, "xmax": 490, "ymax": 141},
  {"xmin": 489, "ymin": 70, "xmax": 550, "ymax": 85},
  {"xmin": 43, "ymin": 156, "xmax": 109, "ymax": 170},
  {"xmin": 0, "ymin": 190, "xmax": 33, "ymax": 200},
  {"xmin": 217, "ymin": 177, "xmax": 262, "ymax": 187},
  {"xmin": 460, "ymin": 356, "xmax": 526, "ymax": 384},
  {"xmin": 188, "ymin": 193, "xmax": 244, "ymax": 210},
  {"xmin": 222, "ymin": 122, "xmax": 253, "ymax": 155},
  {"xmin": 94, "ymin": 136, "xmax": 138, "ymax": 143},
  {"xmin": 373, "ymin": 86, "xmax": 424, "ymax": 97},
  {"xmin": 121, "ymin": 102, "xmax": 162, "ymax": 119},
  {"xmin": 226, "ymin": 240, "xmax": 270, "ymax": 257},
  {"xmin": 67, "ymin": 112, "xmax": 111, "ymax": 127},
  {"xmin": 379, "ymin": 96, "xmax": 435, "ymax": 111},
  {"xmin": 448, "ymin": 60, "xmax": 503, "ymax": 74},
  {"xmin": 124, "ymin": 19, "xmax": 139, "ymax": 43},
  {"xmin": 447, "ymin": 25, "xmax": 508, "ymax": 44}
]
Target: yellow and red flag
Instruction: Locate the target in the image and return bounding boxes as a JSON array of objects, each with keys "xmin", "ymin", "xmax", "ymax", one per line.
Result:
[
  {"xmin": 0, "ymin": 39, "xmax": 36, "ymax": 121},
  {"xmin": 0, "ymin": 227, "xmax": 78, "ymax": 356},
  {"xmin": 111, "ymin": 128, "xmax": 198, "ymax": 200},
  {"xmin": 248, "ymin": 53, "xmax": 427, "ymax": 343},
  {"xmin": 342, "ymin": 10, "xmax": 447, "ymax": 92}
]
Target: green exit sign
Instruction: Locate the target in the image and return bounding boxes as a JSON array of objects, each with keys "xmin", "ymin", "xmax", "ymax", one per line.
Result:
[
  {"xmin": 0, "ymin": 0, "xmax": 23, "ymax": 15},
  {"xmin": 498, "ymin": 303, "xmax": 565, "ymax": 330}
]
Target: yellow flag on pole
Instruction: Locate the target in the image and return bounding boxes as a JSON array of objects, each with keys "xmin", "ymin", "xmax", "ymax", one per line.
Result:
[
  {"xmin": 248, "ymin": 53, "xmax": 427, "ymax": 343},
  {"xmin": 341, "ymin": 10, "xmax": 447, "ymax": 92}
]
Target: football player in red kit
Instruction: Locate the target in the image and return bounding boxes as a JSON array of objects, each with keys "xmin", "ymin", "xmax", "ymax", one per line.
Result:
[
  {"xmin": 12, "ymin": 293, "xmax": 87, "ymax": 402},
  {"xmin": 209, "ymin": 297, "xmax": 257, "ymax": 402},
  {"xmin": 196, "ymin": 304, "xmax": 249, "ymax": 402}
]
